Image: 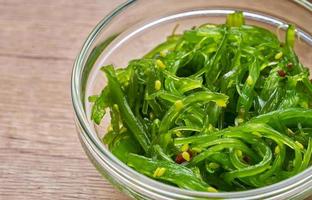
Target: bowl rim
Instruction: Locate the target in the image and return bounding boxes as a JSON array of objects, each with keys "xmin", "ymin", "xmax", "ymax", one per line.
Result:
[{"xmin": 71, "ymin": 0, "xmax": 312, "ymax": 198}]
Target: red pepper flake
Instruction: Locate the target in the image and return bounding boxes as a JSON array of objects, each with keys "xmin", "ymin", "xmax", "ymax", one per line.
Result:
[
  {"xmin": 277, "ymin": 70, "xmax": 286, "ymax": 77},
  {"xmin": 175, "ymin": 153, "xmax": 185, "ymax": 164},
  {"xmin": 243, "ymin": 155, "xmax": 251, "ymax": 164},
  {"xmin": 175, "ymin": 150, "xmax": 193, "ymax": 164},
  {"xmin": 286, "ymin": 62, "xmax": 293, "ymax": 69}
]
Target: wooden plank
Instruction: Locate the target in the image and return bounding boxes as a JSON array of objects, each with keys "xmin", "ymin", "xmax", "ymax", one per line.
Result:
[{"xmin": 0, "ymin": 0, "xmax": 128, "ymax": 199}]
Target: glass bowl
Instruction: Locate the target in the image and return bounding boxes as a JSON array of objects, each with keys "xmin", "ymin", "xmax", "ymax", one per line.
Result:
[{"xmin": 71, "ymin": 0, "xmax": 312, "ymax": 199}]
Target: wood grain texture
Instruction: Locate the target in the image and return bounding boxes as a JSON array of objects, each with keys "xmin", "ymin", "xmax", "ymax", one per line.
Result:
[
  {"xmin": 0, "ymin": 0, "xmax": 128, "ymax": 199},
  {"xmin": 0, "ymin": 1, "xmax": 311, "ymax": 200}
]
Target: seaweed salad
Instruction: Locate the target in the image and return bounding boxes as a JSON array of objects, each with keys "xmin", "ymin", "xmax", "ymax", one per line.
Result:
[{"xmin": 89, "ymin": 11, "xmax": 312, "ymax": 192}]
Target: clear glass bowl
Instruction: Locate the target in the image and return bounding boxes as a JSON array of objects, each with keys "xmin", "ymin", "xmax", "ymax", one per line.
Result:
[{"xmin": 71, "ymin": 0, "xmax": 312, "ymax": 199}]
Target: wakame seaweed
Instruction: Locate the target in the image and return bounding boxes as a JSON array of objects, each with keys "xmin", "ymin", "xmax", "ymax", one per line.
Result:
[{"xmin": 89, "ymin": 11, "xmax": 312, "ymax": 192}]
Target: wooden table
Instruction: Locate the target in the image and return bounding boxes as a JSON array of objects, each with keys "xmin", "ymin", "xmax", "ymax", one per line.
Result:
[
  {"xmin": 0, "ymin": 0, "xmax": 128, "ymax": 199},
  {"xmin": 0, "ymin": 1, "xmax": 311, "ymax": 200}
]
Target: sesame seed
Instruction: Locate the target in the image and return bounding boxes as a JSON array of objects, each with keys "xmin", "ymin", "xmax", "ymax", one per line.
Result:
[
  {"xmin": 153, "ymin": 167, "xmax": 160, "ymax": 177},
  {"xmin": 182, "ymin": 151, "xmax": 191, "ymax": 161},
  {"xmin": 157, "ymin": 167, "xmax": 166, "ymax": 177},
  {"xmin": 180, "ymin": 144, "xmax": 189, "ymax": 152},
  {"xmin": 156, "ymin": 59, "xmax": 166, "ymax": 69},
  {"xmin": 275, "ymin": 52, "xmax": 283, "ymax": 60},
  {"xmin": 174, "ymin": 100, "xmax": 184, "ymax": 111},
  {"xmin": 207, "ymin": 186, "xmax": 218, "ymax": 192},
  {"xmin": 155, "ymin": 80, "xmax": 161, "ymax": 91},
  {"xmin": 215, "ymin": 99, "xmax": 227, "ymax": 107}
]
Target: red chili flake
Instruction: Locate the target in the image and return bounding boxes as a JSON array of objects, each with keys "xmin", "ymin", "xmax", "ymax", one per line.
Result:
[
  {"xmin": 243, "ymin": 155, "xmax": 251, "ymax": 164},
  {"xmin": 175, "ymin": 150, "xmax": 193, "ymax": 164},
  {"xmin": 175, "ymin": 153, "xmax": 185, "ymax": 164},
  {"xmin": 286, "ymin": 62, "xmax": 293, "ymax": 69},
  {"xmin": 277, "ymin": 70, "xmax": 286, "ymax": 77}
]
